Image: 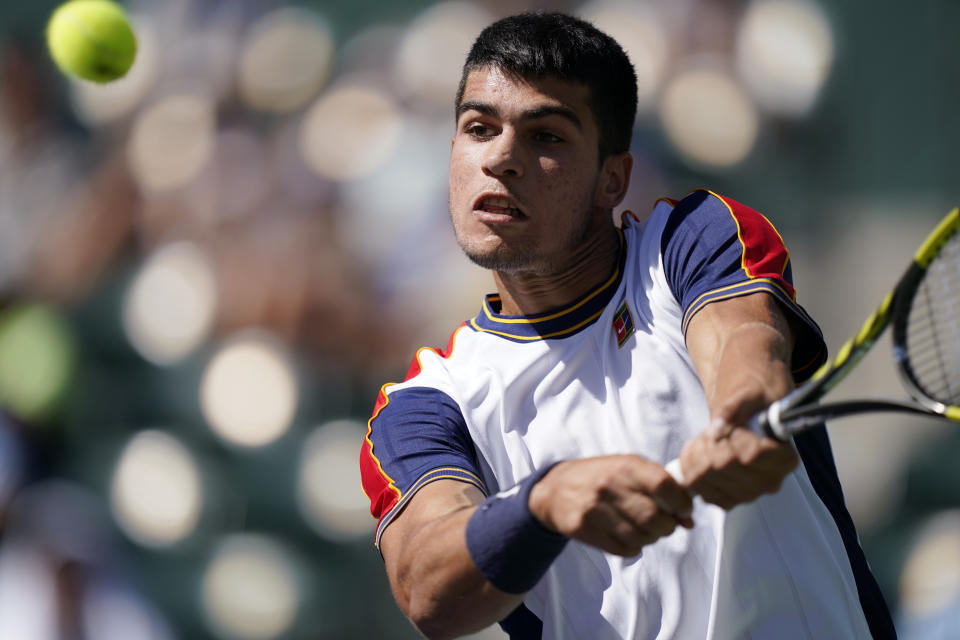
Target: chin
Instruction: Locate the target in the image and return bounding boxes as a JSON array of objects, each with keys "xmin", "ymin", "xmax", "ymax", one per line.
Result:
[
  {"xmin": 461, "ymin": 244, "xmax": 548, "ymax": 274},
  {"xmin": 453, "ymin": 221, "xmax": 543, "ymax": 273}
]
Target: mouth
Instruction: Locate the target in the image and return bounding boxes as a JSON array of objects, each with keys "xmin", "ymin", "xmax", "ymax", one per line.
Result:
[{"xmin": 471, "ymin": 193, "xmax": 525, "ymax": 223}]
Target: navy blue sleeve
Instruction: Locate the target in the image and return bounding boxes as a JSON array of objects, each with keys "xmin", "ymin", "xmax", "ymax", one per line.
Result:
[
  {"xmin": 360, "ymin": 386, "xmax": 487, "ymax": 547},
  {"xmin": 661, "ymin": 190, "xmax": 827, "ymax": 381}
]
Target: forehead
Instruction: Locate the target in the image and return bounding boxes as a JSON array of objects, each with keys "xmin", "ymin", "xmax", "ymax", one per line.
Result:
[{"xmin": 459, "ymin": 66, "xmax": 595, "ymax": 123}]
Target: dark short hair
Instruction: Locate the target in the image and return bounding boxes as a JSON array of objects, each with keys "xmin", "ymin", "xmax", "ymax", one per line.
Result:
[{"xmin": 455, "ymin": 12, "xmax": 638, "ymax": 159}]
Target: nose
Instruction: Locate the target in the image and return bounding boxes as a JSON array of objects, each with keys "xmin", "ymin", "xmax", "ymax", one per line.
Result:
[{"xmin": 481, "ymin": 129, "xmax": 524, "ymax": 178}]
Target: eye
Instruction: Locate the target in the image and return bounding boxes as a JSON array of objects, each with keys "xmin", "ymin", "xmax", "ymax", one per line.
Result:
[
  {"xmin": 534, "ymin": 131, "xmax": 564, "ymax": 144},
  {"xmin": 465, "ymin": 122, "xmax": 495, "ymax": 139}
]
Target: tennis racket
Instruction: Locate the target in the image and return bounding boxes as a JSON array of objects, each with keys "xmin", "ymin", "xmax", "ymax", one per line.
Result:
[{"xmin": 667, "ymin": 206, "xmax": 960, "ymax": 482}]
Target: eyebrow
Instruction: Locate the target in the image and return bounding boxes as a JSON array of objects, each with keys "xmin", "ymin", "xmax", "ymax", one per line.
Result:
[{"xmin": 456, "ymin": 101, "xmax": 583, "ymax": 131}]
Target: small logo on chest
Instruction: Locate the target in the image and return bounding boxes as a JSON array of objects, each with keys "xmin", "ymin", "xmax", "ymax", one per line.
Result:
[{"xmin": 612, "ymin": 301, "xmax": 635, "ymax": 348}]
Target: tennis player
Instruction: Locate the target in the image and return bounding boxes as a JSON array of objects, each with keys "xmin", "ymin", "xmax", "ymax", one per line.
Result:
[{"xmin": 360, "ymin": 12, "xmax": 895, "ymax": 639}]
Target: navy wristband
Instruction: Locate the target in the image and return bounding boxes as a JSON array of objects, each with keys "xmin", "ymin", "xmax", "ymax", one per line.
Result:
[{"xmin": 465, "ymin": 463, "xmax": 568, "ymax": 594}]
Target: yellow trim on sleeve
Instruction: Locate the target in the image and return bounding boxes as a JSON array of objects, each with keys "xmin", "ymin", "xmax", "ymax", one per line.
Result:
[{"xmin": 699, "ymin": 189, "xmax": 792, "ymax": 281}]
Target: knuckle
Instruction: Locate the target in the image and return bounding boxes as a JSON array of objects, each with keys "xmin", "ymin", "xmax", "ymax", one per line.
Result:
[
  {"xmin": 611, "ymin": 454, "xmax": 636, "ymax": 474},
  {"xmin": 600, "ymin": 467, "xmax": 628, "ymax": 491},
  {"xmin": 594, "ymin": 484, "xmax": 615, "ymax": 503},
  {"xmin": 736, "ymin": 444, "xmax": 760, "ymax": 465},
  {"xmin": 710, "ymin": 443, "xmax": 735, "ymax": 467}
]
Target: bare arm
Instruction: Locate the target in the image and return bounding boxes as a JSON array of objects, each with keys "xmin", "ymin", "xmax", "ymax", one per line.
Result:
[
  {"xmin": 678, "ymin": 291, "xmax": 800, "ymax": 507},
  {"xmin": 380, "ymin": 479, "xmax": 520, "ymax": 639},
  {"xmin": 379, "ymin": 457, "xmax": 693, "ymax": 638}
]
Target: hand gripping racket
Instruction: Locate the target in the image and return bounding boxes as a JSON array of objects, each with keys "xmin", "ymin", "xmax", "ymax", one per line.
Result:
[{"xmin": 667, "ymin": 206, "xmax": 960, "ymax": 482}]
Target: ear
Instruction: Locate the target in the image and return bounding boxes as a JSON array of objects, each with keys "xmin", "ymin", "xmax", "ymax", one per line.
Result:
[{"xmin": 595, "ymin": 152, "xmax": 633, "ymax": 209}]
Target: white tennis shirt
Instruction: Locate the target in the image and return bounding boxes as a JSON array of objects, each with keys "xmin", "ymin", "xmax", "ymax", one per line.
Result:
[{"xmin": 360, "ymin": 191, "xmax": 893, "ymax": 639}]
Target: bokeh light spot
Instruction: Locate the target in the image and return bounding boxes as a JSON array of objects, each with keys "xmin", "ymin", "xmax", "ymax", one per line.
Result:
[
  {"xmin": 900, "ymin": 510, "xmax": 960, "ymax": 617},
  {"xmin": 202, "ymin": 535, "xmax": 299, "ymax": 640},
  {"xmin": 579, "ymin": 1, "xmax": 669, "ymax": 114},
  {"xmin": 394, "ymin": 2, "xmax": 493, "ymax": 109},
  {"xmin": 737, "ymin": 0, "xmax": 835, "ymax": 117},
  {"xmin": 659, "ymin": 62, "xmax": 759, "ymax": 168},
  {"xmin": 238, "ymin": 8, "xmax": 335, "ymax": 113},
  {"xmin": 123, "ymin": 242, "xmax": 217, "ymax": 365},
  {"xmin": 297, "ymin": 420, "xmax": 375, "ymax": 542},
  {"xmin": 299, "ymin": 82, "xmax": 402, "ymax": 181},
  {"xmin": 200, "ymin": 332, "xmax": 297, "ymax": 448},
  {"xmin": 110, "ymin": 430, "xmax": 203, "ymax": 547},
  {"xmin": 0, "ymin": 304, "xmax": 75, "ymax": 422},
  {"xmin": 127, "ymin": 94, "xmax": 216, "ymax": 193}
]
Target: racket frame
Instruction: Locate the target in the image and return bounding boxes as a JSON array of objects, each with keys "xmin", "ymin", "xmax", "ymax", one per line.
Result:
[{"xmin": 757, "ymin": 207, "xmax": 960, "ymax": 441}]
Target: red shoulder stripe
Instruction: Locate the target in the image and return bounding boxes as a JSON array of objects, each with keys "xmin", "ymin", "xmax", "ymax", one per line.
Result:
[
  {"xmin": 709, "ymin": 191, "xmax": 796, "ymax": 301},
  {"xmin": 359, "ymin": 324, "xmax": 466, "ymax": 521}
]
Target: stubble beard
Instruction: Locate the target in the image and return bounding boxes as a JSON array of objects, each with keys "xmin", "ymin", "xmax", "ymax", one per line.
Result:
[
  {"xmin": 461, "ymin": 241, "xmax": 544, "ymax": 274},
  {"xmin": 452, "ymin": 202, "xmax": 598, "ymax": 277}
]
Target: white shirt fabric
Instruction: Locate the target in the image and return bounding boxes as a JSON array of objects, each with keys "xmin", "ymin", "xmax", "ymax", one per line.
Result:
[{"xmin": 360, "ymin": 191, "xmax": 887, "ymax": 639}]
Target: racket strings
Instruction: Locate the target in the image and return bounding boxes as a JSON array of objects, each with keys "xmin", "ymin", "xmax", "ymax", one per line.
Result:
[{"xmin": 905, "ymin": 231, "xmax": 960, "ymax": 405}]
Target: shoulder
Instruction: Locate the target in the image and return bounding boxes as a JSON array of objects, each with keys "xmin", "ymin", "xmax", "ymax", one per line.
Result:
[
  {"xmin": 381, "ymin": 323, "xmax": 476, "ymax": 395},
  {"xmin": 618, "ymin": 190, "xmax": 752, "ymax": 251},
  {"xmin": 651, "ymin": 189, "xmax": 793, "ymax": 288},
  {"xmin": 659, "ymin": 190, "xmax": 781, "ymax": 250},
  {"xmin": 361, "ymin": 324, "xmax": 490, "ymax": 544}
]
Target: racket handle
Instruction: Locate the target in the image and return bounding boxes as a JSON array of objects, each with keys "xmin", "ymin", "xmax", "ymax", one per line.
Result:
[{"xmin": 664, "ymin": 458, "xmax": 685, "ymax": 484}]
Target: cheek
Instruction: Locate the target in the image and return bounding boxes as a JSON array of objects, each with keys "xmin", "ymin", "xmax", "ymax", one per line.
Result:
[
  {"xmin": 535, "ymin": 160, "xmax": 561, "ymax": 194},
  {"xmin": 540, "ymin": 162, "xmax": 590, "ymax": 201},
  {"xmin": 449, "ymin": 149, "xmax": 476, "ymax": 200},
  {"xmin": 448, "ymin": 161, "xmax": 468, "ymax": 204}
]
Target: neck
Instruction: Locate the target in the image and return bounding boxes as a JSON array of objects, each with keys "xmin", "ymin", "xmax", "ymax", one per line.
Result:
[{"xmin": 493, "ymin": 223, "xmax": 620, "ymax": 316}]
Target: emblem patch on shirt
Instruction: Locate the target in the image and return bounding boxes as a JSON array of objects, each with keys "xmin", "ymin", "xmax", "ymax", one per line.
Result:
[{"xmin": 612, "ymin": 301, "xmax": 635, "ymax": 348}]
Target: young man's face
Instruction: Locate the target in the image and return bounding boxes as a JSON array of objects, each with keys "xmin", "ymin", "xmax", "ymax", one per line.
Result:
[{"xmin": 449, "ymin": 66, "xmax": 609, "ymax": 276}]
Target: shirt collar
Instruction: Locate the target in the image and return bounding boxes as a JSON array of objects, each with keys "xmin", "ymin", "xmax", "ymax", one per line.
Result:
[{"xmin": 468, "ymin": 229, "xmax": 626, "ymax": 342}]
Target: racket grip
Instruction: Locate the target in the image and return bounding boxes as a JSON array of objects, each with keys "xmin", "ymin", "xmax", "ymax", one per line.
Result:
[{"xmin": 664, "ymin": 458, "xmax": 684, "ymax": 484}]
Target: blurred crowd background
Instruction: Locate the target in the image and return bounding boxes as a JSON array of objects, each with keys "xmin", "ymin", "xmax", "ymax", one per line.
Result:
[{"xmin": 0, "ymin": 0, "xmax": 958, "ymax": 638}]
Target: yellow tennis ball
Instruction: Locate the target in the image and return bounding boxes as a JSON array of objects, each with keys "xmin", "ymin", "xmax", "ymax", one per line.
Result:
[{"xmin": 46, "ymin": 0, "xmax": 137, "ymax": 83}]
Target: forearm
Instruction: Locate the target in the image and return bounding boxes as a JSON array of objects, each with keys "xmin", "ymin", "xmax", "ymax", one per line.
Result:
[
  {"xmin": 382, "ymin": 458, "xmax": 693, "ymax": 637},
  {"xmin": 687, "ymin": 294, "xmax": 795, "ymax": 426},
  {"xmin": 389, "ymin": 505, "xmax": 524, "ymax": 638},
  {"xmin": 679, "ymin": 293, "xmax": 801, "ymax": 505},
  {"xmin": 381, "ymin": 477, "xmax": 539, "ymax": 639},
  {"xmin": 706, "ymin": 320, "xmax": 793, "ymax": 423}
]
